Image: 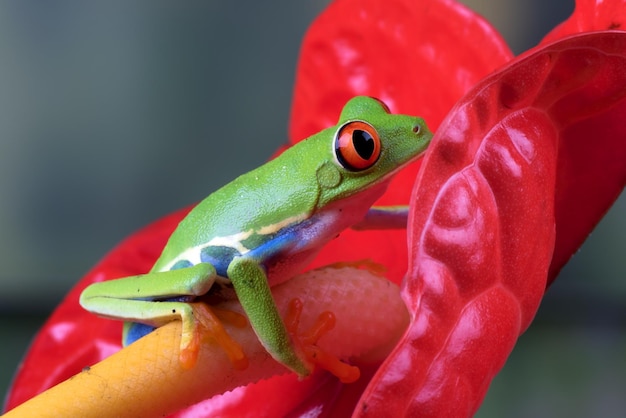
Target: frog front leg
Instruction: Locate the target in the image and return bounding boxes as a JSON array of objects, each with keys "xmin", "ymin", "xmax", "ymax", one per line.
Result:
[
  {"xmin": 227, "ymin": 257, "xmax": 311, "ymax": 377},
  {"xmin": 227, "ymin": 257, "xmax": 363, "ymax": 382},
  {"xmin": 79, "ymin": 263, "xmax": 245, "ymax": 369},
  {"xmin": 352, "ymin": 205, "xmax": 409, "ymax": 230}
]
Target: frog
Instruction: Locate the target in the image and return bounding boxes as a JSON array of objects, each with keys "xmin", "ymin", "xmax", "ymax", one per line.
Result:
[{"xmin": 79, "ymin": 96, "xmax": 432, "ymax": 381}]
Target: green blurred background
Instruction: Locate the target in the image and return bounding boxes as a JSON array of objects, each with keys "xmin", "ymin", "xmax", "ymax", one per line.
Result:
[{"xmin": 0, "ymin": 1, "xmax": 623, "ymax": 416}]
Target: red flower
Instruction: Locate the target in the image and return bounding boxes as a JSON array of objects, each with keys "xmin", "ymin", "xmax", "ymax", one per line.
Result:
[{"xmin": 5, "ymin": 0, "xmax": 625, "ymax": 416}]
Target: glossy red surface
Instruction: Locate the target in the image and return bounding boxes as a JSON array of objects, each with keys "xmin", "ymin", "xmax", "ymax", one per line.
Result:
[
  {"xmin": 5, "ymin": 0, "xmax": 625, "ymax": 417},
  {"xmin": 356, "ymin": 31, "xmax": 626, "ymax": 417}
]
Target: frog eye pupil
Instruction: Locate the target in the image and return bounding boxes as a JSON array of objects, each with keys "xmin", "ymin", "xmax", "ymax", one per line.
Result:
[
  {"xmin": 352, "ymin": 130, "xmax": 375, "ymax": 160},
  {"xmin": 334, "ymin": 121, "xmax": 381, "ymax": 171}
]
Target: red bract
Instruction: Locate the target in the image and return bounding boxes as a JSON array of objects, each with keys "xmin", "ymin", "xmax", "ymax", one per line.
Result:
[
  {"xmin": 290, "ymin": 0, "xmax": 513, "ymax": 283},
  {"xmin": 538, "ymin": 0, "xmax": 626, "ymax": 280},
  {"xmin": 542, "ymin": 0, "xmax": 626, "ymax": 45},
  {"xmin": 5, "ymin": 0, "xmax": 625, "ymax": 417},
  {"xmin": 357, "ymin": 31, "xmax": 626, "ymax": 417},
  {"xmin": 5, "ymin": 209, "xmax": 189, "ymax": 408}
]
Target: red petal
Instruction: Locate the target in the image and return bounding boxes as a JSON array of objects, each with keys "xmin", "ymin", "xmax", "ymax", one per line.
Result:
[
  {"xmin": 541, "ymin": 0, "xmax": 626, "ymax": 45},
  {"xmin": 5, "ymin": 0, "xmax": 514, "ymax": 416},
  {"xmin": 356, "ymin": 32, "xmax": 626, "ymax": 417},
  {"xmin": 4, "ymin": 209, "xmax": 187, "ymax": 410},
  {"xmin": 291, "ymin": 0, "xmax": 513, "ymax": 284},
  {"xmin": 538, "ymin": 0, "xmax": 626, "ymax": 279}
]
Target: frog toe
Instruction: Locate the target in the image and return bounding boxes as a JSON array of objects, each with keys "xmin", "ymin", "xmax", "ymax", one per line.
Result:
[
  {"xmin": 179, "ymin": 303, "xmax": 248, "ymax": 371},
  {"xmin": 286, "ymin": 298, "xmax": 360, "ymax": 383}
]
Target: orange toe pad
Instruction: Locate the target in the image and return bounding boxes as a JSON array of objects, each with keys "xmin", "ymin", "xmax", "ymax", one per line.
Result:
[
  {"xmin": 179, "ymin": 303, "xmax": 249, "ymax": 371},
  {"xmin": 286, "ymin": 298, "xmax": 360, "ymax": 383}
]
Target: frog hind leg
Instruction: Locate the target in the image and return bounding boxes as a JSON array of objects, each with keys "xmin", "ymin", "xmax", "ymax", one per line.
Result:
[
  {"xmin": 227, "ymin": 257, "xmax": 312, "ymax": 377},
  {"xmin": 184, "ymin": 302, "xmax": 248, "ymax": 370},
  {"xmin": 120, "ymin": 300, "xmax": 247, "ymax": 370},
  {"xmin": 80, "ymin": 262, "xmax": 245, "ymax": 369}
]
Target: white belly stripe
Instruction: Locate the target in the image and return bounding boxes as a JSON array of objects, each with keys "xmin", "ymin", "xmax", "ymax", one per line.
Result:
[{"xmin": 162, "ymin": 213, "xmax": 308, "ymax": 271}]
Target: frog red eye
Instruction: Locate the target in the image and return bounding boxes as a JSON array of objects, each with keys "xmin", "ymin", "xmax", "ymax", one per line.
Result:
[{"xmin": 334, "ymin": 121, "xmax": 381, "ymax": 171}]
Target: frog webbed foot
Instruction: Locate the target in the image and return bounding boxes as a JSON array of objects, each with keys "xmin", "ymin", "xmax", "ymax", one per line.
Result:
[
  {"xmin": 179, "ymin": 302, "xmax": 249, "ymax": 371},
  {"xmin": 285, "ymin": 298, "xmax": 360, "ymax": 384}
]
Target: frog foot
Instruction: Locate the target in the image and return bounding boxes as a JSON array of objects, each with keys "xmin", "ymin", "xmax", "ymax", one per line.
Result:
[
  {"xmin": 285, "ymin": 298, "xmax": 360, "ymax": 383},
  {"xmin": 179, "ymin": 302, "xmax": 249, "ymax": 371}
]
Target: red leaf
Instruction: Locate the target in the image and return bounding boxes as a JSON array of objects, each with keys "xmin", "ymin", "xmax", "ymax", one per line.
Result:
[
  {"xmin": 8, "ymin": 1, "xmax": 625, "ymax": 417},
  {"xmin": 541, "ymin": 0, "xmax": 626, "ymax": 45},
  {"xmin": 290, "ymin": 0, "xmax": 513, "ymax": 284},
  {"xmin": 4, "ymin": 209, "xmax": 187, "ymax": 410},
  {"xmin": 5, "ymin": 0, "xmax": 513, "ymax": 414},
  {"xmin": 355, "ymin": 31, "xmax": 626, "ymax": 418}
]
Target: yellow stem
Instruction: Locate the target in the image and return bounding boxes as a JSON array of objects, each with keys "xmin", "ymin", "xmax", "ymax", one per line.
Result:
[{"xmin": 3, "ymin": 266, "xmax": 409, "ymax": 418}]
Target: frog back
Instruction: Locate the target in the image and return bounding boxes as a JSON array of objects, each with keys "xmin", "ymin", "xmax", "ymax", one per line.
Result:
[{"xmin": 151, "ymin": 146, "xmax": 324, "ymax": 273}]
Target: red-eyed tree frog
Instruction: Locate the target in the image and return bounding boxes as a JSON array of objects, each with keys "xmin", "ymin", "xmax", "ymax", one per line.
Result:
[{"xmin": 80, "ymin": 96, "xmax": 432, "ymax": 380}]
